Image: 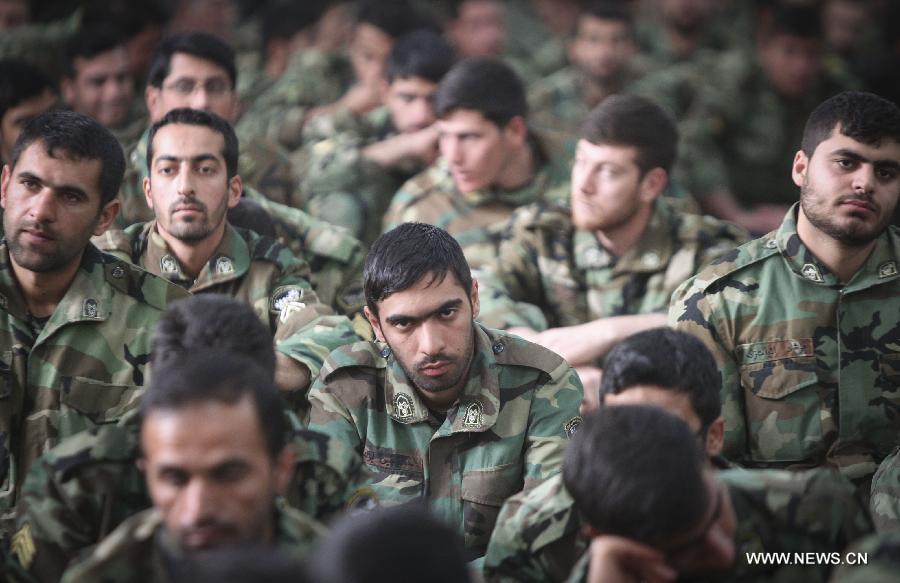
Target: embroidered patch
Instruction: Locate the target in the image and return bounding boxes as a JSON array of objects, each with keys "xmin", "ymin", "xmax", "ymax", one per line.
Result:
[
  {"xmin": 642, "ymin": 251, "xmax": 661, "ymax": 268},
  {"xmin": 0, "ymin": 293, "xmax": 7, "ymax": 309},
  {"xmin": 278, "ymin": 301, "xmax": 307, "ymax": 324},
  {"xmin": 463, "ymin": 401, "xmax": 484, "ymax": 428},
  {"xmin": 801, "ymin": 263, "xmax": 823, "ymax": 282},
  {"xmin": 272, "ymin": 287, "xmax": 303, "ymax": 313},
  {"xmin": 215, "ymin": 256, "xmax": 234, "ymax": 274},
  {"xmin": 346, "ymin": 487, "xmax": 379, "ymax": 514},
  {"xmin": 111, "ymin": 265, "xmax": 125, "ymax": 279},
  {"xmin": 10, "ymin": 523, "xmax": 35, "ymax": 570},
  {"xmin": 878, "ymin": 261, "xmax": 898, "ymax": 279},
  {"xmin": 160, "ymin": 254, "xmax": 179, "ymax": 274},
  {"xmin": 739, "ymin": 338, "xmax": 814, "ymax": 365},
  {"xmin": 82, "ymin": 298, "xmax": 100, "ymax": 319},
  {"xmin": 564, "ymin": 416, "xmax": 583, "ymax": 438},
  {"xmin": 394, "ymin": 393, "xmax": 414, "ymax": 420}
]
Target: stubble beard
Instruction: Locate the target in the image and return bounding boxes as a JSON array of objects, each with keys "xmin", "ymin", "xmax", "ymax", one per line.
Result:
[
  {"xmin": 391, "ymin": 323, "xmax": 476, "ymax": 395},
  {"xmin": 800, "ymin": 178, "xmax": 893, "ymax": 247}
]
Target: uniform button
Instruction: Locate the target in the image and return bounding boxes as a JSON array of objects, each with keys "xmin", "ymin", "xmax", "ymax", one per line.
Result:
[
  {"xmin": 111, "ymin": 266, "xmax": 125, "ymax": 279},
  {"xmin": 492, "ymin": 341, "xmax": 504, "ymax": 354},
  {"xmin": 380, "ymin": 346, "xmax": 391, "ymax": 358}
]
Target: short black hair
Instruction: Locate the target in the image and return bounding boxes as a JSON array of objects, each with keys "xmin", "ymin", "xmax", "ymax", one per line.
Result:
[
  {"xmin": 309, "ymin": 505, "xmax": 471, "ymax": 583},
  {"xmin": 261, "ymin": 0, "xmax": 328, "ymax": 48},
  {"xmin": 0, "ymin": 59, "xmax": 53, "ymax": 123},
  {"xmin": 580, "ymin": 94, "xmax": 678, "ymax": 174},
  {"xmin": 434, "ymin": 57, "xmax": 527, "ymax": 127},
  {"xmin": 564, "ymin": 405, "xmax": 708, "ymax": 545},
  {"xmin": 146, "ymin": 107, "xmax": 239, "ymax": 179},
  {"xmin": 151, "ymin": 294, "xmax": 276, "ymax": 378},
  {"xmin": 147, "ymin": 32, "xmax": 236, "ymax": 89},
  {"xmin": 386, "ymin": 29, "xmax": 456, "ymax": 84},
  {"xmin": 139, "ymin": 350, "xmax": 287, "ymax": 458},
  {"xmin": 365, "ymin": 223, "xmax": 472, "ymax": 317},
  {"xmin": 170, "ymin": 546, "xmax": 310, "ymax": 583},
  {"xmin": 10, "ymin": 110, "xmax": 124, "ymax": 206},
  {"xmin": 801, "ymin": 91, "xmax": 900, "ymax": 157},
  {"xmin": 599, "ymin": 328, "xmax": 721, "ymax": 433},
  {"xmin": 63, "ymin": 25, "xmax": 126, "ymax": 80},
  {"xmin": 576, "ymin": 1, "xmax": 633, "ymax": 37},
  {"xmin": 356, "ymin": 0, "xmax": 421, "ymax": 39},
  {"xmin": 761, "ymin": 2, "xmax": 823, "ymax": 40}
]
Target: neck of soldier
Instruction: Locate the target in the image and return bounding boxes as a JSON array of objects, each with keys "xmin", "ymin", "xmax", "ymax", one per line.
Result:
[
  {"xmin": 156, "ymin": 220, "xmax": 228, "ymax": 280},
  {"xmin": 797, "ymin": 206, "xmax": 877, "ymax": 284},
  {"xmin": 582, "ymin": 73, "xmax": 623, "ymax": 108},
  {"xmin": 495, "ymin": 139, "xmax": 536, "ymax": 191},
  {"xmin": 595, "ymin": 202, "xmax": 655, "ymax": 258},
  {"xmin": 11, "ymin": 251, "xmax": 85, "ymax": 318}
]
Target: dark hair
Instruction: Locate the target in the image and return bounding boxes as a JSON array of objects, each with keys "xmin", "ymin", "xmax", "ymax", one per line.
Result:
[
  {"xmin": 801, "ymin": 91, "xmax": 900, "ymax": 157},
  {"xmin": 386, "ymin": 29, "xmax": 455, "ymax": 84},
  {"xmin": 356, "ymin": 0, "xmax": 421, "ymax": 39},
  {"xmin": 309, "ymin": 505, "xmax": 471, "ymax": 583},
  {"xmin": 140, "ymin": 350, "xmax": 287, "ymax": 458},
  {"xmin": 435, "ymin": 57, "xmax": 527, "ymax": 127},
  {"xmin": 171, "ymin": 546, "xmax": 310, "ymax": 583},
  {"xmin": 580, "ymin": 94, "xmax": 678, "ymax": 174},
  {"xmin": 599, "ymin": 328, "xmax": 721, "ymax": 433},
  {"xmin": 147, "ymin": 32, "xmax": 236, "ymax": 89},
  {"xmin": 146, "ymin": 107, "xmax": 239, "ymax": 179},
  {"xmin": 563, "ymin": 405, "xmax": 709, "ymax": 545},
  {"xmin": 10, "ymin": 110, "xmax": 124, "ymax": 206},
  {"xmin": 576, "ymin": 1, "xmax": 632, "ymax": 38},
  {"xmin": 63, "ymin": 25, "xmax": 126, "ymax": 79},
  {"xmin": 365, "ymin": 223, "xmax": 472, "ymax": 317},
  {"xmin": 151, "ymin": 294, "xmax": 276, "ymax": 378},
  {"xmin": 261, "ymin": 0, "xmax": 328, "ymax": 48},
  {"xmin": 0, "ymin": 59, "xmax": 53, "ymax": 123},
  {"xmin": 760, "ymin": 3, "xmax": 822, "ymax": 40}
]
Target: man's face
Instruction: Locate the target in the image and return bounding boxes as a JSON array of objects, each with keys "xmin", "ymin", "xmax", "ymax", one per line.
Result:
[
  {"xmin": 438, "ymin": 109, "xmax": 520, "ymax": 194},
  {"xmin": 758, "ymin": 34, "xmax": 823, "ymax": 100},
  {"xmin": 146, "ymin": 53, "xmax": 237, "ymax": 123},
  {"xmin": 448, "ymin": 0, "xmax": 505, "ymax": 58},
  {"xmin": 141, "ymin": 397, "xmax": 292, "ymax": 552},
  {"xmin": 795, "ymin": 127, "xmax": 900, "ymax": 247},
  {"xmin": 350, "ymin": 23, "xmax": 394, "ymax": 88},
  {"xmin": 569, "ymin": 15, "xmax": 634, "ymax": 82},
  {"xmin": 386, "ymin": 77, "xmax": 438, "ymax": 134},
  {"xmin": 0, "ymin": 0, "xmax": 28, "ymax": 30},
  {"xmin": 144, "ymin": 123, "xmax": 240, "ymax": 243},
  {"xmin": 824, "ymin": 0, "xmax": 869, "ymax": 53},
  {"xmin": 570, "ymin": 139, "xmax": 649, "ymax": 233},
  {"xmin": 63, "ymin": 46, "xmax": 134, "ymax": 129},
  {"xmin": 0, "ymin": 90, "xmax": 56, "ymax": 162},
  {"xmin": 1, "ymin": 142, "xmax": 117, "ymax": 273},
  {"xmin": 366, "ymin": 273, "xmax": 479, "ymax": 397}
]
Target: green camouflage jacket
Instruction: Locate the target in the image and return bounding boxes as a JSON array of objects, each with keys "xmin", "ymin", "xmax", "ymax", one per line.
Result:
[
  {"xmin": 0, "ymin": 242, "xmax": 187, "ymax": 537},
  {"xmin": 306, "ymin": 324, "xmax": 583, "ymax": 557},
  {"xmin": 478, "ymin": 198, "xmax": 747, "ymax": 330},
  {"xmin": 870, "ymin": 447, "xmax": 899, "ymax": 533},
  {"xmin": 94, "ymin": 221, "xmax": 357, "ymax": 382},
  {"xmin": 669, "ymin": 206, "xmax": 900, "ymax": 486},
  {"xmin": 58, "ymin": 503, "xmax": 324, "ymax": 583},
  {"xmin": 565, "ymin": 468, "xmax": 873, "ymax": 583},
  {"xmin": 830, "ymin": 531, "xmax": 900, "ymax": 583}
]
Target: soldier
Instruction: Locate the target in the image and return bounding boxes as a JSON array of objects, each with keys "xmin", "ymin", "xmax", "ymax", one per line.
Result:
[
  {"xmin": 565, "ymin": 406, "xmax": 872, "ymax": 582},
  {"xmin": 670, "ymin": 91, "xmax": 900, "ymax": 496},
  {"xmin": 0, "ymin": 59, "xmax": 56, "ymax": 167},
  {"xmin": 0, "ymin": 111, "xmax": 187, "ymax": 536},
  {"xmin": 442, "ymin": 0, "xmax": 506, "ymax": 59},
  {"xmin": 302, "ymin": 29, "xmax": 455, "ymax": 245},
  {"xmin": 58, "ymin": 350, "xmax": 325, "ymax": 583},
  {"xmin": 306, "ymin": 223, "xmax": 583, "ymax": 558},
  {"xmin": 95, "ymin": 108, "xmax": 356, "ymax": 397},
  {"xmin": 477, "ymin": 95, "xmax": 745, "ymax": 395},
  {"xmin": 383, "ymin": 58, "xmax": 568, "ymax": 269},
  {"xmin": 483, "ymin": 327, "xmax": 728, "ymax": 582}
]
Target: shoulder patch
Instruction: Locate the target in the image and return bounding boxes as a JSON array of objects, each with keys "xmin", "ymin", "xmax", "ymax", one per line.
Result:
[
  {"xmin": 564, "ymin": 416, "xmax": 583, "ymax": 438},
  {"xmin": 272, "ymin": 286, "xmax": 304, "ymax": 313},
  {"xmin": 322, "ymin": 341, "xmax": 388, "ymax": 379},
  {"xmin": 346, "ymin": 487, "xmax": 380, "ymax": 514},
  {"xmin": 10, "ymin": 523, "xmax": 35, "ymax": 570},
  {"xmin": 698, "ymin": 236, "xmax": 780, "ymax": 292}
]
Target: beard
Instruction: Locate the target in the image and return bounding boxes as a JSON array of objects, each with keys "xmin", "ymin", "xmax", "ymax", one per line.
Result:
[
  {"xmin": 164, "ymin": 195, "xmax": 228, "ymax": 243},
  {"xmin": 799, "ymin": 177, "xmax": 894, "ymax": 247},
  {"xmin": 390, "ymin": 323, "xmax": 476, "ymax": 394},
  {"xmin": 5, "ymin": 218, "xmax": 92, "ymax": 273}
]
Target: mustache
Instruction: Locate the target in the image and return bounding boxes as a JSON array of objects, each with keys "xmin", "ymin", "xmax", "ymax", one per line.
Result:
[
  {"xmin": 17, "ymin": 220, "xmax": 56, "ymax": 239},
  {"xmin": 838, "ymin": 193, "xmax": 878, "ymax": 210},
  {"xmin": 169, "ymin": 197, "xmax": 208, "ymax": 215},
  {"xmin": 415, "ymin": 353, "xmax": 456, "ymax": 371}
]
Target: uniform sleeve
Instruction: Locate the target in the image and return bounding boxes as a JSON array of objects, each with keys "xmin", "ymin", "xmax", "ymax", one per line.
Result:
[
  {"xmin": 305, "ymin": 370, "xmax": 366, "ymax": 472},
  {"xmin": 524, "ymin": 363, "xmax": 583, "ymax": 487}
]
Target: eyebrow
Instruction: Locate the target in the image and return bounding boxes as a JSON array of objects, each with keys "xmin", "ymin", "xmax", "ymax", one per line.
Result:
[
  {"xmin": 17, "ymin": 171, "xmax": 89, "ymax": 200},
  {"xmin": 384, "ymin": 298, "xmax": 464, "ymax": 326},
  {"xmin": 830, "ymin": 148, "xmax": 900, "ymax": 171},
  {"xmin": 154, "ymin": 154, "xmax": 221, "ymax": 165}
]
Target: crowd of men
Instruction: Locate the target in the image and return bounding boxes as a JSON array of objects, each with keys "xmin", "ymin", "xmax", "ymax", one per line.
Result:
[{"xmin": 0, "ymin": 0, "xmax": 898, "ymax": 581}]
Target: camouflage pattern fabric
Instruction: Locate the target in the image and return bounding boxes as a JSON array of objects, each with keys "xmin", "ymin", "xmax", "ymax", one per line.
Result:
[
  {"xmin": 93, "ymin": 221, "xmax": 358, "ymax": 383},
  {"xmin": 830, "ymin": 531, "xmax": 900, "ymax": 583},
  {"xmin": 0, "ymin": 242, "xmax": 188, "ymax": 538},
  {"xmin": 870, "ymin": 447, "xmax": 899, "ymax": 533},
  {"xmin": 477, "ymin": 197, "xmax": 747, "ymax": 331},
  {"xmin": 58, "ymin": 503, "xmax": 324, "ymax": 583},
  {"xmin": 0, "ymin": 11, "xmax": 80, "ymax": 80},
  {"xmin": 306, "ymin": 324, "xmax": 583, "ymax": 557},
  {"xmin": 108, "ymin": 101, "xmax": 149, "ymax": 154},
  {"xmin": 669, "ymin": 206, "xmax": 900, "ymax": 487}
]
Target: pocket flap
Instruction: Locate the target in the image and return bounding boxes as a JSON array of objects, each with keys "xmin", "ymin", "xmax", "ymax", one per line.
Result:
[
  {"xmin": 461, "ymin": 463, "xmax": 521, "ymax": 507},
  {"xmin": 61, "ymin": 377, "xmax": 141, "ymax": 423}
]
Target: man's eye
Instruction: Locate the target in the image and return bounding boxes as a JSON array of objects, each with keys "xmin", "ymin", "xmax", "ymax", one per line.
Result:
[
  {"xmin": 158, "ymin": 166, "xmax": 175, "ymax": 176},
  {"xmin": 876, "ymin": 167, "xmax": 898, "ymax": 181},
  {"xmin": 393, "ymin": 320, "xmax": 412, "ymax": 330},
  {"xmin": 836, "ymin": 158, "xmax": 856, "ymax": 170},
  {"xmin": 439, "ymin": 308, "xmax": 457, "ymax": 319},
  {"xmin": 159, "ymin": 470, "xmax": 188, "ymax": 487},
  {"xmin": 197, "ymin": 165, "xmax": 215, "ymax": 174},
  {"xmin": 20, "ymin": 179, "xmax": 39, "ymax": 190},
  {"xmin": 62, "ymin": 192, "xmax": 83, "ymax": 203}
]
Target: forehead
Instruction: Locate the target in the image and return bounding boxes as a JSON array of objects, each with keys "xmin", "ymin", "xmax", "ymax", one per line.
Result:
[
  {"xmin": 150, "ymin": 123, "xmax": 226, "ymax": 160},
  {"xmin": 578, "ymin": 14, "xmax": 628, "ymax": 35},
  {"xmin": 166, "ymin": 53, "xmax": 230, "ymax": 81},
  {"xmin": 377, "ymin": 272, "xmax": 468, "ymax": 316},
  {"xmin": 12, "ymin": 141, "xmax": 102, "ymax": 192},
  {"xmin": 389, "ymin": 77, "xmax": 438, "ymax": 96},
  {"xmin": 603, "ymin": 384, "xmax": 702, "ymax": 430},
  {"xmin": 438, "ymin": 109, "xmax": 497, "ymax": 133},
  {"xmin": 74, "ymin": 45, "xmax": 128, "ymax": 72},
  {"xmin": 459, "ymin": 0, "xmax": 504, "ymax": 20},
  {"xmin": 353, "ymin": 23, "xmax": 393, "ymax": 50},
  {"xmin": 813, "ymin": 127, "xmax": 900, "ymax": 161},
  {"xmin": 576, "ymin": 139, "xmax": 639, "ymax": 165}
]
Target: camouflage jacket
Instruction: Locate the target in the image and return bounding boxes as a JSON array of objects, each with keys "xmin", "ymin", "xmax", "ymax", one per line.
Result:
[
  {"xmin": 830, "ymin": 531, "xmax": 900, "ymax": 583},
  {"xmin": 478, "ymin": 198, "xmax": 747, "ymax": 330},
  {"xmin": 7, "ymin": 413, "xmax": 371, "ymax": 583},
  {"xmin": 565, "ymin": 468, "xmax": 873, "ymax": 583},
  {"xmin": 670, "ymin": 206, "xmax": 900, "ymax": 485},
  {"xmin": 94, "ymin": 221, "xmax": 357, "ymax": 382},
  {"xmin": 58, "ymin": 504, "xmax": 324, "ymax": 583},
  {"xmin": 306, "ymin": 324, "xmax": 584, "ymax": 557},
  {"xmin": 0, "ymin": 242, "xmax": 187, "ymax": 537},
  {"xmin": 870, "ymin": 447, "xmax": 899, "ymax": 533}
]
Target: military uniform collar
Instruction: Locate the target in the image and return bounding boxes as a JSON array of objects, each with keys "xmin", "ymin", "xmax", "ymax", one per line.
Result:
[
  {"xmin": 438, "ymin": 150, "xmax": 550, "ymax": 209},
  {"xmin": 139, "ymin": 221, "xmax": 250, "ymax": 292},
  {"xmin": 383, "ymin": 323, "xmax": 501, "ymax": 433}
]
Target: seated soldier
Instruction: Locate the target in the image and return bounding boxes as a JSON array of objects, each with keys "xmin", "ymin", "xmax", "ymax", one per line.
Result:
[
  {"xmin": 383, "ymin": 58, "xmax": 569, "ymax": 269},
  {"xmin": 477, "ymin": 95, "xmax": 745, "ymax": 397},
  {"xmin": 306, "ymin": 223, "xmax": 583, "ymax": 558},
  {"xmin": 483, "ymin": 327, "xmax": 728, "ymax": 582},
  {"xmin": 58, "ymin": 350, "xmax": 325, "ymax": 583},
  {"xmin": 566, "ymin": 406, "xmax": 872, "ymax": 582}
]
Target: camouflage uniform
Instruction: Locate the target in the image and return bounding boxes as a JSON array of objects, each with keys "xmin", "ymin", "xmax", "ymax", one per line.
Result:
[
  {"xmin": 306, "ymin": 324, "xmax": 584, "ymax": 557},
  {"xmin": 830, "ymin": 531, "xmax": 900, "ymax": 583},
  {"xmin": 565, "ymin": 467, "xmax": 873, "ymax": 583},
  {"xmin": 669, "ymin": 206, "xmax": 900, "ymax": 488},
  {"xmin": 94, "ymin": 221, "xmax": 357, "ymax": 382},
  {"xmin": 0, "ymin": 12, "xmax": 80, "ymax": 80},
  {"xmin": 0, "ymin": 242, "xmax": 188, "ymax": 537},
  {"xmin": 870, "ymin": 447, "xmax": 899, "ymax": 533},
  {"xmin": 477, "ymin": 197, "xmax": 747, "ymax": 331},
  {"xmin": 108, "ymin": 100, "xmax": 149, "ymax": 153},
  {"xmin": 58, "ymin": 503, "xmax": 324, "ymax": 583}
]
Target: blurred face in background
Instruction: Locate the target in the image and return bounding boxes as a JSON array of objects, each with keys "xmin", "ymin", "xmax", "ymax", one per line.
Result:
[
  {"xmin": 447, "ymin": 0, "xmax": 505, "ymax": 58},
  {"xmin": 63, "ymin": 46, "xmax": 134, "ymax": 129}
]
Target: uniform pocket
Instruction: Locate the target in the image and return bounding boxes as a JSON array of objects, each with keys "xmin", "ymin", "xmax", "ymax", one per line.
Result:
[
  {"xmin": 461, "ymin": 462, "xmax": 523, "ymax": 554},
  {"xmin": 60, "ymin": 377, "xmax": 141, "ymax": 425}
]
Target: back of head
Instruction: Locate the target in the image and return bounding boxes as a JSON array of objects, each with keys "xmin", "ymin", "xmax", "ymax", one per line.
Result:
[
  {"xmin": 10, "ymin": 110, "xmax": 125, "ymax": 206},
  {"xmin": 599, "ymin": 328, "xmax": 720, "ymax": 431},
  {"xmin": 434, "ymin": 57, "xmax": 527, "ymax": 127},
  {"xmin": 146, "ymin": 107, "xmax": 239, "ymax": 178},
  {"xmin": 577, "ymin": 0, "xmax": 633, "ymax": 36},
  {"xmin": 356, "ymin": 0, "xmax": 421, "ymax": 39},
  {"xmin": 63, "ymin": 25, "xmax": 126, "ymax": 79},
  {"xmin": 386, "ymin": 29, "xmax": 456, "ymax": 84},
  {"xmin": 171, "ymin": 546, "xmax": 310, "ymax": 583},
  {"xmin": 580, "ymin": 94, "xmax": 678, "ymax": 174},
  {"xmin": 364, "ymin": 223, "xmax": 472, "ymax": 317},
  {"xmin": 801, "ymin": 91, "xmax": 900, "ymax": 157},
  {"xmin": 147, "ymin": 32, "xmax": 236, "ymax": 89},
  {"xmin": 309, "ymin": 505, "xmax": 471, "ymax": 583},
  {"xmin": 760, "ymin": 2, "xmax": 823, "ymax": 41},
  {"xmin": 564, "ymin": 405, "xmax": 708, "ymax": 545},
  {"xmin": 0, "ymin": 58, "xmax": 53, "ymax": 122}
]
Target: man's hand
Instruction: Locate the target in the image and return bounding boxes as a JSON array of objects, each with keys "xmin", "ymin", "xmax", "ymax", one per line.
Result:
[
  {"xmin": 585, "ymin": 536, "xmax": 676, "ymax": 583},
  {"xmin": 575, "ymin": 366, "xmax": 603, "ymax": 414},
  {"xmin": 362, "ymin": 124, "xmax": 439, "ymax": 168},
  {"xmin": 275, "ymin": 352, "xmax": 312, "ymax": 395}
]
